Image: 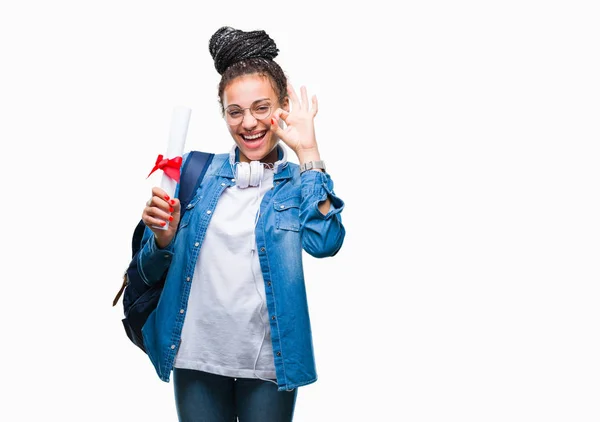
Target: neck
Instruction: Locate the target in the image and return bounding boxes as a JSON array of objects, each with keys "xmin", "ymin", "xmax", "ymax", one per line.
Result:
[{"xmin": 239, "ymin": 146, "xmax": 278, "ymax": 165}]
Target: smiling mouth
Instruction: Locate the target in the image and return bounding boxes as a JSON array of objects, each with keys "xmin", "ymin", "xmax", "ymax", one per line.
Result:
[{"xmin": 241, "ymin": 131, "xmax": 267, "ymax": 141}]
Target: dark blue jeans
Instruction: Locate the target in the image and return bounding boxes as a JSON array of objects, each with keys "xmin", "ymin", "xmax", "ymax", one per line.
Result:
[{"xmin": 173, "ymin": 368, "xmax": 298, "ymax": 422}]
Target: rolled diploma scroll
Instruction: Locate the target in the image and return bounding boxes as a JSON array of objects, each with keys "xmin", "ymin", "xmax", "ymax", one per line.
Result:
[{"xmin": 154, "ymin": 106, "xmax": 191, "ymax": 230}]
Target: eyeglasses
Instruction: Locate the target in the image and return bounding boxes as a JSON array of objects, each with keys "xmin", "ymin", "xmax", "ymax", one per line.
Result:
[{"xmin": 224, "ymin": 100, "xmax": 272, "ymax": 125}]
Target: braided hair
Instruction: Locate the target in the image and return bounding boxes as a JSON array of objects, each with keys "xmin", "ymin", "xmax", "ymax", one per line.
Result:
[{"xmin": 209, "ymin": 26, "xmax": 288, "ymax": 113}]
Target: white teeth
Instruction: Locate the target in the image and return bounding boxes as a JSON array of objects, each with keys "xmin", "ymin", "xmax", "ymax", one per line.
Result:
[{"xmin": 243, "ymin": 132, "xmax": 265, "ymax": 140}]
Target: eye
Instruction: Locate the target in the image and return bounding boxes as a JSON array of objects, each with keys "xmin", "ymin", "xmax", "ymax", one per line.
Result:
[
  {"xmin": 227, "ymin": 109, "xmax": 242, "ymax": 117},
  {"xmin": 253, "ymin": 105, "xmax": 271, "ymax": 114}
]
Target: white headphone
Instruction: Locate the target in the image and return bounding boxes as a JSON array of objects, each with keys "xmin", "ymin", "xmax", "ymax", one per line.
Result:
[{"xmin": 229, "ymin": 143, "xmax": 288, "ymax": 188}]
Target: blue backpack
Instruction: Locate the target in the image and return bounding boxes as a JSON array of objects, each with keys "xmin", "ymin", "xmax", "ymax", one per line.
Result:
[{"xmin": 113, "ymin": 151, "xmax": 214, "ymax": 353}]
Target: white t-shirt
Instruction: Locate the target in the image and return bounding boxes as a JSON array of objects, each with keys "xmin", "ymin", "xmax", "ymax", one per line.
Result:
[{"xmin": 174, "ymin": 169, "xmax": 276, "ymax": 380}]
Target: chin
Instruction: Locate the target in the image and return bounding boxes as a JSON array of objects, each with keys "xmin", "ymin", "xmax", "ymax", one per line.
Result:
[{"xmin": 236, "ymin": 136, "xmax": 278, "ymax": 163}]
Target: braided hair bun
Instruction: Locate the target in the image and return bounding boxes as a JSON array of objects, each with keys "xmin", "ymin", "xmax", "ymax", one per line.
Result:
[{"xmin": 209, "ymin": 26, "xmax": 279, "ymax": 75}]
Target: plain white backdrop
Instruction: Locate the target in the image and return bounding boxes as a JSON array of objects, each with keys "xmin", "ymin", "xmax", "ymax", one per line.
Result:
[{"xmin": 1, "ymin": 1, "xmax": 599, "ymax": 421}]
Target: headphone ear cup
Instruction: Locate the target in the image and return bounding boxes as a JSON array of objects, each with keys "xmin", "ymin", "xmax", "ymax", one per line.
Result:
[
  {"xmin": 249, "ymin": 161, "xmax": 263, "ymax": 187},
  {"xmin": 236, "ymin": 162, "xmax": 250, "ymax": 189},
  {"xmin": 272, "ymin": 144, "xmax": 288, "ymax": 173}
]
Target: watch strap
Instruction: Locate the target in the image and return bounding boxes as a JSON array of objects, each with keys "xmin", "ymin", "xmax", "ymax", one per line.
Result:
[{"xmin": 299, "ymin": 160, "xmax": 326, "ymax": 173}]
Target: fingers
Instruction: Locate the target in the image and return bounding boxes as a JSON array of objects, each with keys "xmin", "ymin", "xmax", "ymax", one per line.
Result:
[
  {"xmin": 273, "ymin": 107, "xmax": 289, "ymax": 122},
  {"xmin": 300, "ymin": 86, "xmax": 309, "ymax": 111},
  {"xmin": 147, "ymin": 187, "xmax": 176, "ymax": 214},
  {"xmin": 269, "ymin": 113, "xmax": 285, "ymax": 138},
  {"xmin": 287, "ymin": 82, "xmax": 318, "ymax": 115},
  {"xmin": 143, "ymin": 188, "xmax": 180, "ymax": 228},
  {"xmin": 142, "ymin": 211, "xmax": 171, "ymax": 229},
  {"xmin": 287, "ymin": 82, "xmax": 300, "ymax": 111}
]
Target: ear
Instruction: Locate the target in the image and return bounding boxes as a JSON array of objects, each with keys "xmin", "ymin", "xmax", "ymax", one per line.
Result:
[{"xmin": 281, "ymin": 96, "xmax": 290, "ymax": 112}]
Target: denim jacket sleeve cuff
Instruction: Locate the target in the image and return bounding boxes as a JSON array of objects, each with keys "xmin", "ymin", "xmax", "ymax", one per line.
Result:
[
  {"xmin": 301, "ymin": 170, "xmax": 345, "ymax": 218},
  {"xmin": 137, "ymin": 229, "xmax": 176, "ymax": 286}
]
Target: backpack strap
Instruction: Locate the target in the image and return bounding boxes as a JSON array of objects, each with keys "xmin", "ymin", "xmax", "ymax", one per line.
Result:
[{"xmin": 178, "ymin": 151, "xmax": 214, "ymax": 212}]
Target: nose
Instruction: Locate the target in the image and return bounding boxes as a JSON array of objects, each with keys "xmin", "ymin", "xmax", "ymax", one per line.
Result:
[{"xmin": 241, "ymin": 109, "xmax": 258, "ymax": 130}]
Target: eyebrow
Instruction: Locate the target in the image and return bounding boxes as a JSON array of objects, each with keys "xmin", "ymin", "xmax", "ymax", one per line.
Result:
[{"xmin": 225, "ymin": 98, "xmax": 272, "ymax": 109}]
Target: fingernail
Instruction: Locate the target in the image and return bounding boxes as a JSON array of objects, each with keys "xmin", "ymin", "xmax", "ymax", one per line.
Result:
[
  {"xmin": 170, "ymin": 199, "xmax": 175, "ymax": 205},
  {"xmin": 271, "ymin": 118, "xmax": 275, "ymax": 125},
  {"xmin": 169, "ymin": 216, "xmax": 174, "ymax": 221},
  {"xmin": 164, "ymin": 195, "xmax": 170, "ymax": 200},
  {"xmin": 160, "ymin": 221, "xmax": 166, "ymax": 226},
  {"xmin": 169, "ymin": 207, "xmax": 174, "ymax": 213}
]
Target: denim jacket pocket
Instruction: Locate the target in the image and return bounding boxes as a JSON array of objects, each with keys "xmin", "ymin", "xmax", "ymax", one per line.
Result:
[{"xmin": 273, "ymin": 195, "xmax": 301, "ymax": 232}]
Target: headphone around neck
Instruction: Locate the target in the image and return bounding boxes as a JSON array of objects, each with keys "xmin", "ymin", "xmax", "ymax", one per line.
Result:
[{"xmin": 228, "ymin": 143, "xmax": 288, "ymax": 188}]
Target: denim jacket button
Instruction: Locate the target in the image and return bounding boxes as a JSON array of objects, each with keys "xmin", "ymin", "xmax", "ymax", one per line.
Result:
[
  {"xmin": 277, "ymin": 352, "xmax": 281, "ymax": 356},
  {"xmin": 260, "ymin": 247, "xmax": 265, "ymax": 252}
]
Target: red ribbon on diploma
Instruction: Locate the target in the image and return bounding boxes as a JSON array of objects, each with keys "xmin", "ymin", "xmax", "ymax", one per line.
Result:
[{"xmin": 147, "ymin": 154, "xmax": 183, "ymax": 182}]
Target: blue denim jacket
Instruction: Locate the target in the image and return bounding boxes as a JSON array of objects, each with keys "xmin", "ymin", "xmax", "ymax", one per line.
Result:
[{"xmin": 136, "ymin": 151, "xmax": 345, "ymax": 391}]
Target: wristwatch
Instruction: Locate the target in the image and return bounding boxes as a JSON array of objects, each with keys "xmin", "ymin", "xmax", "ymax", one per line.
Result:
[{"xmin": 299, "ymin": 160, "xmax": 326, "ymax": 173}]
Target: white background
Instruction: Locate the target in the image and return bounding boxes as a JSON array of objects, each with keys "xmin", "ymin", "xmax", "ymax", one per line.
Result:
[{"xmin": 1, "ymin": 1, "xmax": 599, "ymax": 421}]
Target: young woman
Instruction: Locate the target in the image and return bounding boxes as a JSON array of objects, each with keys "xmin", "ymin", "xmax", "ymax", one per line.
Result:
[{"xmin": 138, "ymin": 26, "xmax": 346, "ymax": 421}]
